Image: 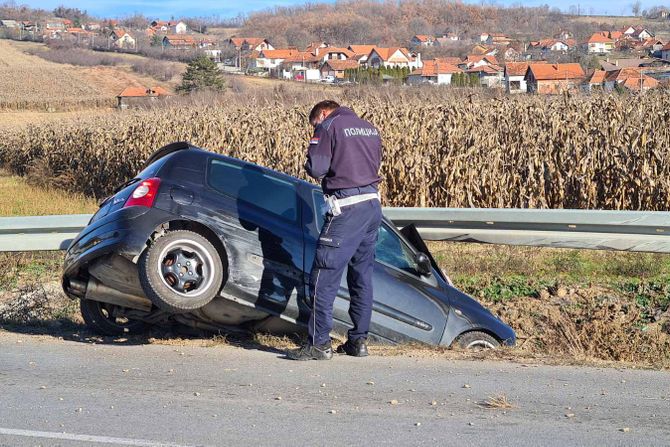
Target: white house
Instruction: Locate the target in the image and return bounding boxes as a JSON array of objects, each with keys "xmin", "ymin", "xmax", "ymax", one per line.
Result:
[
  {"xmin": 110, "ymin": 30, "xmax": 136, "ymax": 49},
  {"xmin": 586, "ymin": 33, "xmax": 614, "ymax": 54},
  {"xmin": 348, "ymin": 45, "xmax": 377, "ymax": 65},
  {"xmin": 462, "ymin": 55, "xmax": 498, "ymax": 70},
  {"xmin": 0, "ymin": 20, "xmax": 19, "ymax": 28},
  {"xmin": 623, "ymin": 26, "xmax": 654, "ymax": 41},
  {"xmin": 367, "ymin": 47, "xmax": 422, "ymax": 70},
  {"xmin": 411, "ymin": 35, "xmax": 435, "ymax": 47},
  {"xmin": 504, "ymin": 62, "xmax": 546, "ymax": 94},
  {"xmin": 406, "ymin": 59, "xmax": 462, "ymax": 85},
  {"xmin": 253, "ymin": 49, "xmax": 302, "ymax": 70},
  {"xmin": 169, "ymin": 21, "xmax": 187, "ymax": 34},
  {"xmin": 467, "ymin": 64, "xmax": 504, "ymax": 88}
]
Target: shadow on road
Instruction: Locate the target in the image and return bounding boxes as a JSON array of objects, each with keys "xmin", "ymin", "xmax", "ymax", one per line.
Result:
[{"xmin": 0, "ymin": 318, "xmax": 301, "ymax": 355}]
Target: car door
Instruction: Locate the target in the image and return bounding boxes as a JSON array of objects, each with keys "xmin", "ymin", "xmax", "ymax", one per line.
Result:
[
  {"xmin": 305, "ymin": 190, "xmax": 449, "ymax": 345},
  {"xmin": 202, "ymin": 157, "xmax": 305, "ymax": 319}
]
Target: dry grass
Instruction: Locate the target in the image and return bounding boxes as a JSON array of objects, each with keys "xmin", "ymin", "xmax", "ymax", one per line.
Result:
[
  {"xmin": 0, "ymin": 169, "xmax": 98, "ymax": 216},
  {"xmin": 477, "ymin": 394, "xmax": 515, "ymax": 410},
  {"xmin": 0, "ymin": 41, "xmax": 177, "ymax": 112},
  {"xmin": 0, "ymin": 40, "xmax": 114, "ymax": 111}
]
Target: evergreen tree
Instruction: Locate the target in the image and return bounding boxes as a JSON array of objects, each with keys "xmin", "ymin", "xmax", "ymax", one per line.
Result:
[
  {"xmin": 151, "ymin": 34, "xmax": 162, "ymax": 47},
  {"xmin": 178, "ymin": 55, "xmax": 226, "ymax": 93}
]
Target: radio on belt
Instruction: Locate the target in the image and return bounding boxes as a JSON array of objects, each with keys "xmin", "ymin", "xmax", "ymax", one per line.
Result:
[{"xmin": 323, "ymin": 195, "xmax": 342, "ymax": 216}]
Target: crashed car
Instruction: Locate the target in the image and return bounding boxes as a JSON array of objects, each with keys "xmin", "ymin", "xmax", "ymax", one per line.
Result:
[{"xmin": 62, "ymin": 142, "xmax": 515, "ymax": 349}]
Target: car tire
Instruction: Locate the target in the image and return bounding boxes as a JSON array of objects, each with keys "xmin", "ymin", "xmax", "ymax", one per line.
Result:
[
  {"xmin": 455, "ymin": 331, "xmax": 500, "ymax": 350},
  {"xmin": 80, "ymin": 299, "xmax": 147, "ymax": 336},
  {"xmin": 138, "ymin": 230, "xmax": 224, "ymax": 313}
]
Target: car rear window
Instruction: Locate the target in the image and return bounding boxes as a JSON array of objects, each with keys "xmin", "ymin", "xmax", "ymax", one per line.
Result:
[{"xmin": 208, "ymin": 159, "xmax": 297, "ymax": 222}]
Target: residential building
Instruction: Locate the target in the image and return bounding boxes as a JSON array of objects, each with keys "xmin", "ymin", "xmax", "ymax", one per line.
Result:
[
  {"xmin": 320, "ymin": 59, "xmax": 359, "ymax": 79},
  {"xmin": 586, "ymin": 33, "xmax": 615, "ymax": 54},
  {"xmin": 406, "ymin": 59, "xmax": 462, "ymax": 85},
  {"xmin": 623, "ymin": 26, "xmax": 654, "ymax": 41},
  {"xmin": 162, "ymin": 35, "xmax": 215, "ymax": 50},
  {"xmin": 170, "ymin": 21, "xmax": 188, "ymax": 34},
  {"xmin": 314, "ymin": 46, "xmax": 355, "ymax": 62},
  {"xmin": 228, "ymin": 37, "xmax": 273, "ymax": 52},
  {"xmin": 45, "ymin": 18, "xmax": 67, "ymax": 31},
  {"xmin": 367, "ymin": 47, "xmax": 422, "ymax": 70},
  {"xmin": 462, "ymin": 55, "xmax": 498, "ymax": 70},
  {"xmin": 586, "ymin": 70, "xmax": 607, "ymax": 90},
  {"xmin": 481, "ymin": 33, "xmax": 512, "ymax": 45},
  {"xmin": 466, "ymin": 64, "xmax": 504, "ymax": 88},
  {"xmin": 470, "ymin": 44, "xmax": 498, "ymax": 56},
  {"xmin": 504, "ymin": 62, "xmax": 545, "ymax": 94},
  {"xmin": 348, "ymin": 45, "xmax": 377, "ymax": 65},
  {"xmin": 603, "ymin": 67, "xmax": 659, "ymax": 91},
  {"xmin": 528, "ymin": 39, "xmax": 575, "ymax": 53},
  {"xmin": 525, "ymin": 63, "xmax": 585, "ymax": 94},
  {"xmin": 110, "ymin": 30, "xmax": 136, "ymax": 49},
  {"xmin": 411, "ymin": 35, "xmax": 436, "ymax": 47},
  {"xmin": 117, "ymin": 86, "xmax": 170, "ymax": 109},
  {"xmin": 63, "ymin": 27, "xmax": 95, "ymax": 44},
  {"xmin": 252, "ymin": 48, "xmax": 302, "ymax": 70},
  {"xmin": 0, "ymin": 20, "xmax": 19, "ymax": 28}
]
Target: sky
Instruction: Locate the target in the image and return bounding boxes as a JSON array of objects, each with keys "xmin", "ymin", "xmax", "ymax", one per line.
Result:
[{"xmin": 20, "ymin": 0, "xmax": 664, "ymax": 20}]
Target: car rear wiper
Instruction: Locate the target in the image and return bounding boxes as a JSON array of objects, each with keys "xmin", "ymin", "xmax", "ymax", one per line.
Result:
[
  {"xmin": 97, "ymin": 178, "xmax": 140, "ymax": 207},
  {"xmin": 113, "ymin": 177, "xmax": 140, "ymax": 194}
]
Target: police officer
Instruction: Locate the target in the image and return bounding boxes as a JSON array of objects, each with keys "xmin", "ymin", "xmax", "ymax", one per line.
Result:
[{"xmin": 288, "ymin": 100, "xmax": 383, "ymax": 361}]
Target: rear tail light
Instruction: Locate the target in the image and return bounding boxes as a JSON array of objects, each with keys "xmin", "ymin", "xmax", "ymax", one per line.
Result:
[{"xmin": 124, "ymin": 178, "xmax": 161, "ymax": 208}]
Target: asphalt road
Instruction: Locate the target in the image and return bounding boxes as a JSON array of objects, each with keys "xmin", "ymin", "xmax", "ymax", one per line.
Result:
[{"xmin": 0, "ymin": 331, "xmax": 668, "ymax": 447}]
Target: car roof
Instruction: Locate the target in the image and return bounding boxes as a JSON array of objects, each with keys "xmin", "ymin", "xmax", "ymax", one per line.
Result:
[{"xmin": 164, "ymin": 144, "xmax": 318, "ymax": 191}]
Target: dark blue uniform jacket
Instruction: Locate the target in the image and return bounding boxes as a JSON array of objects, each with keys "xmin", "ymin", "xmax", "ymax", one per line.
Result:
[{"xmin": 305, "ymin": 107, "xmax": 382, "ymax": 195}]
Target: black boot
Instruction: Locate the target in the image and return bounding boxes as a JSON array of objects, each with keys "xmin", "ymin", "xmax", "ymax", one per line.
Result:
[
  {"xmin": 336, "ymin": 338, "xmax": 368, "ymax": 357},
  {"xmin": 286, "ymin": 342, "xmax": 333, "ymax": 361}
]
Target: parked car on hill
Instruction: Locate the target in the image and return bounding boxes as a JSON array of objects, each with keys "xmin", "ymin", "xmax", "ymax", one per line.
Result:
[{"xmin": 62, "ymin": 142, "xmax": 515, "ymax": 349}]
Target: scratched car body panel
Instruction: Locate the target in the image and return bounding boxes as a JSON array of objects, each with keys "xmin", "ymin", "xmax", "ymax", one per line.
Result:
[{"xmin": 62, "ymin": 143, "xmax": 515, "ymax": 347}]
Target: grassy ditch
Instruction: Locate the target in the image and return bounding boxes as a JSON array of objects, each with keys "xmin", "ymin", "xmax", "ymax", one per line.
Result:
[
  {"xmin": 0, "ymin": 174, "xmax": 668, "ymax": 368},
  {"xmin": 2, "ymin": 244, "xmax": 670, "ymax": 369}
]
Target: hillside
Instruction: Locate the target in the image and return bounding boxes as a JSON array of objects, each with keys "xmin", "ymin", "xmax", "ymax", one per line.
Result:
[
  {"xmin": 239, "ymin": 1, "xmax": 670, "ymax": 48},
  {"xmin": 0, "ymin": 40, "xmax": 176, "ymax": 112}
]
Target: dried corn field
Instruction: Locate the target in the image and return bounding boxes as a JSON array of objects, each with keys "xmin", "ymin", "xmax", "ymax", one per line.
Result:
[
  {"xmin": 2, "ymin": 91, "xmax": 670, "ymax": 210},
  {"xmin": 0, "ymin": 40, "xmax": 115, "ymax": 111}
]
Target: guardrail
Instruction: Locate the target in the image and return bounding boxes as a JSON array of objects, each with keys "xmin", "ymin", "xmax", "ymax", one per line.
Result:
[{"xmin": 1, "ymin": 208, "xmax": 670, "ymax": 253}]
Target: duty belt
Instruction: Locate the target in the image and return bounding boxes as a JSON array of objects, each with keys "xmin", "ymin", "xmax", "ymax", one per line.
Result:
[{"xmin": 323, "ymin": 193, "xmax": 380, "ymax": 216}]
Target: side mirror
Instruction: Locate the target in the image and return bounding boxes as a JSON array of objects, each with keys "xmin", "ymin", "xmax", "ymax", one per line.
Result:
[{"xmin": 414, "ymin": 252, "xmax": 433, "ymax": 277}]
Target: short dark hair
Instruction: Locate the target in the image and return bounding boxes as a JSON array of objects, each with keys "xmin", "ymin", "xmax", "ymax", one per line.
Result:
[{"xmin": 309, "ymin": 100, "xmax": 340, "ymax": 126}]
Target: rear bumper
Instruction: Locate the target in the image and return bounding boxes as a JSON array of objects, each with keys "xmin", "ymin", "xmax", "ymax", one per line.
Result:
[{"xmin": 62, "ymin": 207, "xmax": 174, "ymax": 280}]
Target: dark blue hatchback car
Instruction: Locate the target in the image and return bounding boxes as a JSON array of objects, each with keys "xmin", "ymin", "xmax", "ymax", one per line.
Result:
[{"xmin": 62, "ymin": 142, "xmax": 515, "ymax": 349}]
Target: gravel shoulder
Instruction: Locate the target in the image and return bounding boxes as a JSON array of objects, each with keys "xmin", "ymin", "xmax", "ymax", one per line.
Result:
[{"xmin": 0, "ymin": 331, "xmax": 669, "ymax": 447}]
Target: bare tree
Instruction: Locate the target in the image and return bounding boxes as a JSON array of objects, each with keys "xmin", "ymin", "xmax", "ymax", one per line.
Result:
[{"xmin": 631, "ymin": 1, "xmax": 642, "ymax": 16}]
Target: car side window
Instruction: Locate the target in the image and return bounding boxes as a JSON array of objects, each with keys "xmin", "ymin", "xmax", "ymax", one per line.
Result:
[
  {"xmin": 376, "ymin": 224, "xmax": 419, "ymax": 275},
  {"xmin": 313, "ymin": 191, "xmax": 325, "ymax": 231},
  {"xmin": 208, "ymin": 159, "xmax": 297, "ymax": 222}
]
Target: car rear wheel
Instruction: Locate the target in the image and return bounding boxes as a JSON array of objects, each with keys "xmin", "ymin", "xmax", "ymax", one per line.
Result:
[
  {"xmin": 80, "ymin": 299, "xmax": 147, "ymax": 336},
  {"xmin": 455, "ymin": 331, "xmax": 500, "ymax": 350},
  {"xmin": 138, "ymin": 230, "xmax": 224, "ymax": 313}
]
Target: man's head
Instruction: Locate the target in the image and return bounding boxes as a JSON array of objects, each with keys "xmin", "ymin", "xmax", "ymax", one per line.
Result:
[{"xmin": 309, "ymin": 100, "xmax": 340, "ymax": 128}]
